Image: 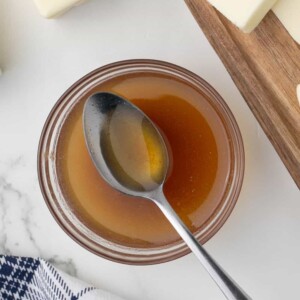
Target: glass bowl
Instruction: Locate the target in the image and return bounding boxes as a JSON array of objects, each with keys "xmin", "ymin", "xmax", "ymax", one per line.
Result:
[{"xmin": 38, "ymin": 59, "xmax": 244, "ymax": 265}]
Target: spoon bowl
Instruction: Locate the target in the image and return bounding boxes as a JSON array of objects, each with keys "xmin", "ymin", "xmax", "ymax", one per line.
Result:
[{"xmin": 83, "ymin": 92, "xmax": 169, "ymax": 198}]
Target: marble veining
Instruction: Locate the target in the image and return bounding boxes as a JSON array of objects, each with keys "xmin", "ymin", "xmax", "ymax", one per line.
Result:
[
  {"xmin": 0, "ymin": 162, "xmax": 39, "ymax": 257},
  {"xmin": 48, "ymin": 256, "xmax": 78, "ymax": 277}
]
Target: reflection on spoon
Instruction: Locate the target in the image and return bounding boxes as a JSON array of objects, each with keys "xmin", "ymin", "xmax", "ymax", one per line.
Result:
[{"xmin": 100, "ymin": 102, "xmax": 167, "ymax": 192}]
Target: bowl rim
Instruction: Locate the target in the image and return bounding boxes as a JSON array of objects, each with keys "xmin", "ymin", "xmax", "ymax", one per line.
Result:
[{"xmin": 37, "ymin": 59, "xmax": 245, "ymax": 265}]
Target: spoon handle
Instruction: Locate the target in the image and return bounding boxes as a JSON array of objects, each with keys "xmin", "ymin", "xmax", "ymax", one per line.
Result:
[{"xmin": 154, "ymin": 190, "xmax": 251, "ymax": 300}]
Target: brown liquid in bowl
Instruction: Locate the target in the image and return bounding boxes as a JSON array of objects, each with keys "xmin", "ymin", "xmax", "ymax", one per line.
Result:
[{"xmin": 56, "ymin": 73, "xmax": 230, "ymax": 248}]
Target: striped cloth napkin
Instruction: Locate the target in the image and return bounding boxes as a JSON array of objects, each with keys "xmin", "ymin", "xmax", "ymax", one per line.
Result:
[{"xmin": 0, "ymin": 256, "xmax": 124, "ymax": 300}]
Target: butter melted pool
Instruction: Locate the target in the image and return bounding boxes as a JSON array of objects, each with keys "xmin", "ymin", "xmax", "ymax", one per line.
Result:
[{"xmin": 56, "ymin": 73, "xmax": 230, "ymax": 248}]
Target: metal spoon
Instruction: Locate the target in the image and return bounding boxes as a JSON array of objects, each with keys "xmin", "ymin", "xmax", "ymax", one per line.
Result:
[{"xmin": 83, "ymin": 92, "xmax": 251, "ymax": 300}]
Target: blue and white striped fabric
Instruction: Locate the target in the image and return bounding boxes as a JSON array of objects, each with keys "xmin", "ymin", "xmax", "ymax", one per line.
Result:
[{"xmin": 0, "ymin": 256, "xmax": 124, "ymax": 300}]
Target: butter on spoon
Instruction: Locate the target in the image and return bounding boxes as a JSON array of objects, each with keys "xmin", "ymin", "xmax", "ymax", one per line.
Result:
[{"xmin": 83, "ymin": 92, "xmax": 251, "ymax": 300}]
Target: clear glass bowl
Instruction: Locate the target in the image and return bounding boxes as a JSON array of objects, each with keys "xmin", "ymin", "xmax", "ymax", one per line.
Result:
[{"xmin": 38, "ymin": 59, "xmax": 244, "ymax": 265}]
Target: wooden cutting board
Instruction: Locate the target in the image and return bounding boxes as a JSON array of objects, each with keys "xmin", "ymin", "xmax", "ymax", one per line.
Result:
[{"xmin": 185, "ymin": 0, "xmax": 300, "ymax": 189}]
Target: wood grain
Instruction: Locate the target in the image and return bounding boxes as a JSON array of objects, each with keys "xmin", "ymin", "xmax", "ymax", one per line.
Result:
[{"xmin": 185, "ymin": 0, "xmax": 300, "ymax": 189}]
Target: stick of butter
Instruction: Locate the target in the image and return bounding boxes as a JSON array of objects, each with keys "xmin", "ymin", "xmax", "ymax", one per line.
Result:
[
  {"xmin": 33, "ymin": 0, "xmax": 86, "ymax": 18},
  {"xmin": 273, "ymin": 0, "xmax": 300, "ymax": 44},
  {"xmin": 207, "ymin": 0, "xmax": 278, "ymax": 33}
]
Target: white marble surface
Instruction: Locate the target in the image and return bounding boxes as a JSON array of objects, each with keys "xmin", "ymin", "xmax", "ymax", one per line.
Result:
[{"xmin": 0, "ymin": 0, "xmax": 299, "ymax": 299}]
